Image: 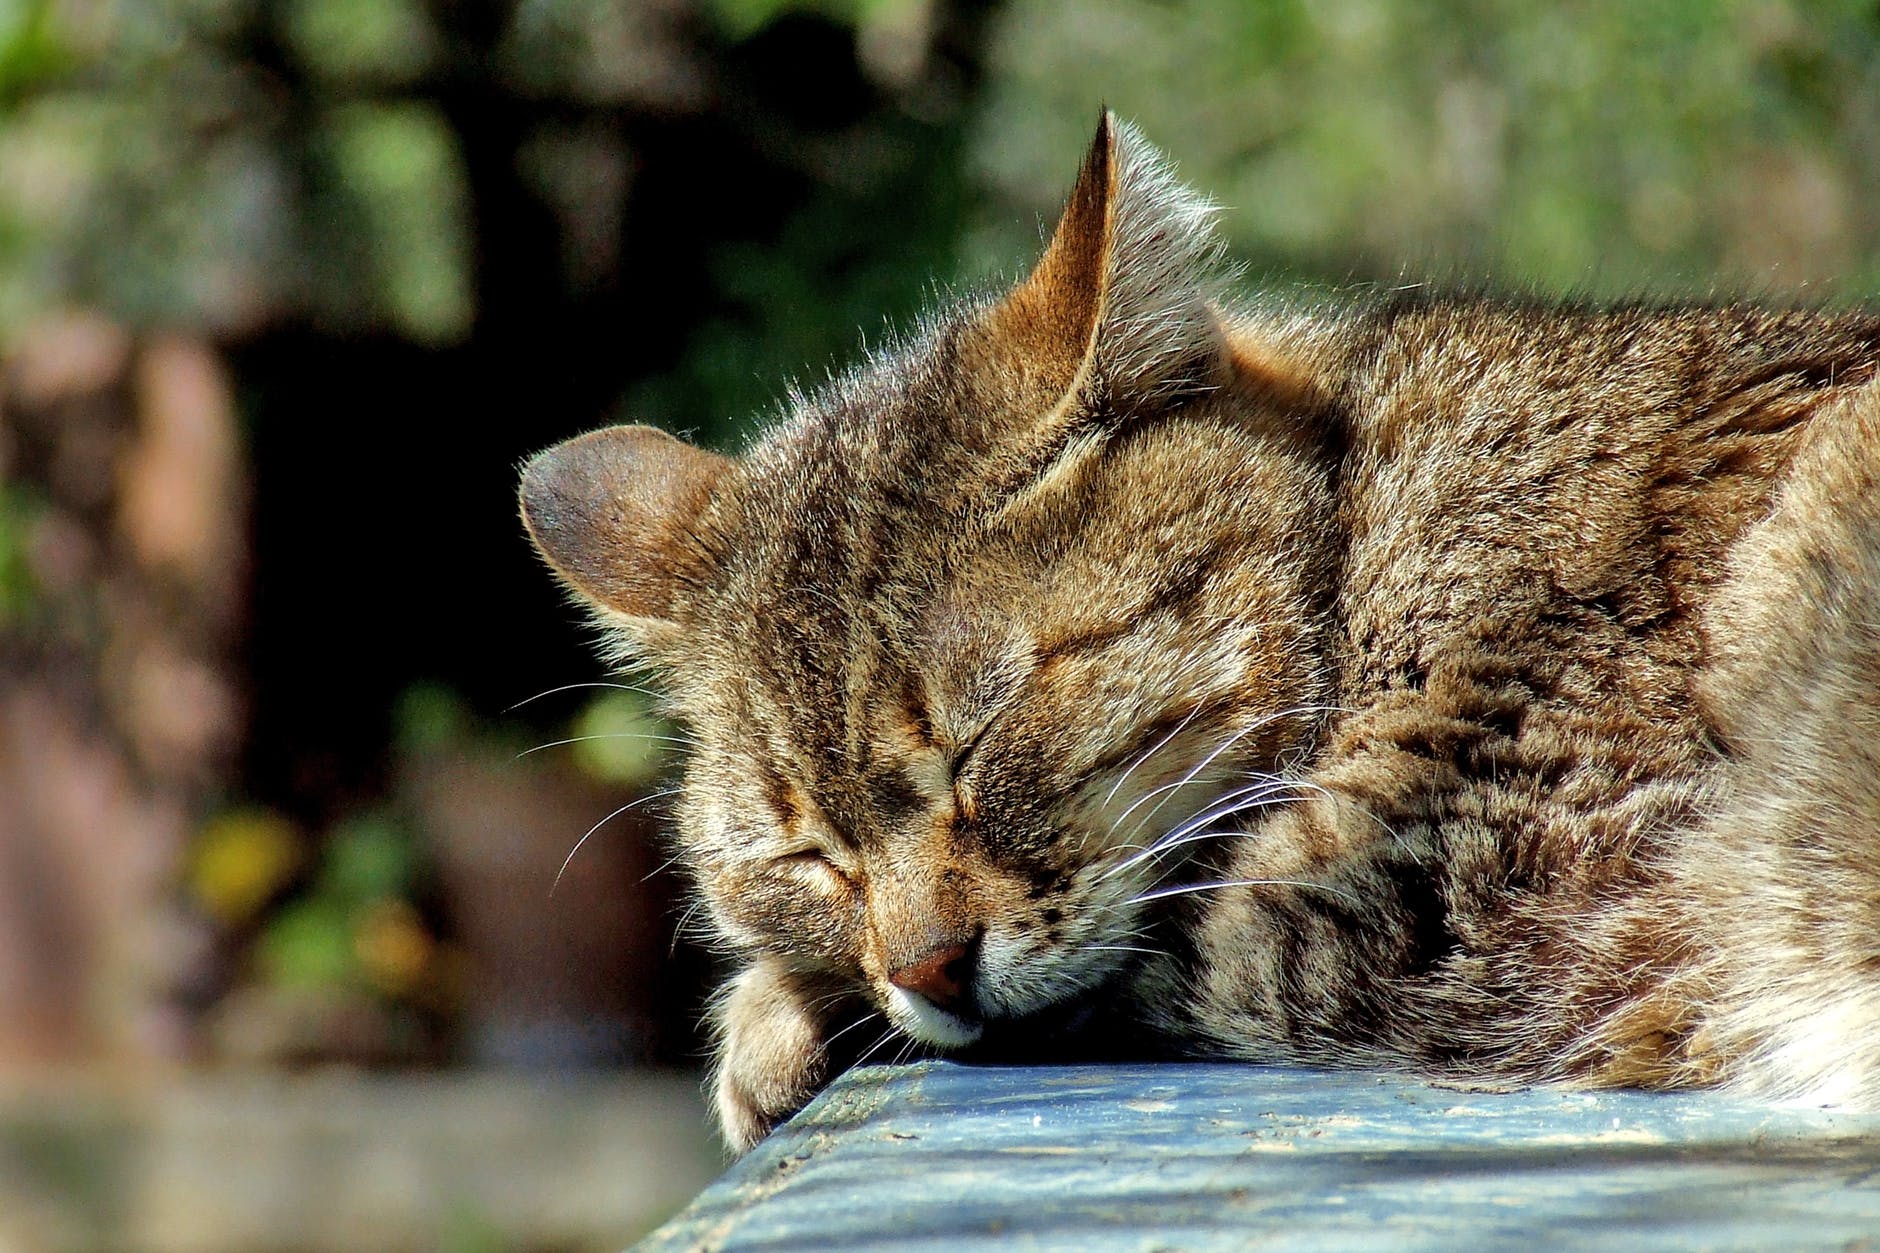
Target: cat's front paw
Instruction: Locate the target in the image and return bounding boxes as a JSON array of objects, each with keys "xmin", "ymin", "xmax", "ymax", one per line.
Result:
[{"xmin": 711, "ymin": 958, "xmax": 836, "ymax": 1153}]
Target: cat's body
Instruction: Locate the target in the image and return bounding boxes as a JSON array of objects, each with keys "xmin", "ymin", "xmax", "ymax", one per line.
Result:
[{"xmin": 521, "ymin": 115, "xmax": 1880, "ymax": 1151}]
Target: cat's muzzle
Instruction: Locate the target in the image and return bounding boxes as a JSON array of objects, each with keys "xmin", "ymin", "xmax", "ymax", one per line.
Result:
[{"xmin": 885, "ymin": 935, "xmax": 985, "ymax": 1046}]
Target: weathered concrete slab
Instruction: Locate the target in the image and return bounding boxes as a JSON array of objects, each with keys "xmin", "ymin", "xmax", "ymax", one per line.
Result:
[{"xmin": 641, "ymin": 1061, "xmax": 1880, "ymax": 1251}]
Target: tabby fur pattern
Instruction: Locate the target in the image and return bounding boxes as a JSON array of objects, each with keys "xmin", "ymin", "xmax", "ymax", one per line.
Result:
[{"xmin": 521, "ymin": 114, "xmax": 1880, "ymax": 1152}]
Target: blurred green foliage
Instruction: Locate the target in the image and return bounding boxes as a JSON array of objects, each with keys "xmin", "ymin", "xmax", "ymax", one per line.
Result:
[
  {"xmin": 256, "ymin": 810, "xmax": 429, "ymax": 994},
  {"xmin": 0, "ymin": 0, "xmax": 72, "ymax": 107},
  {"xmin": 702, "ymin": 0, "xmax": 914, "ymax": 39},
  {"xmin": 623, "ymin": 114, "xmax": 971, "ymax": 441},
  {"xmin": 0, "ymin": 0, "xmax": 471, "ymax": 342},
  {"xmin": 323, "ymin": 102, "xmax": 471, "ymax": 342},
  {"xmin": 6, "ymin": 2, "xmax": 1880, "ymax": 358},
  {"xmin": 568, "ymin": 688, "xmax": 668, "ymax": 788},
  {"xmin": 393, "ymin": 681, "xmax": 475, "ymax": 756},
  {"xmin": 318, "ymin": 811, "xmax": 420, "ymax": 904},
  {"xmin": 281, "ymin": 0, "xmax": 437, "ymax": 83},
  {"xmin": 973, "ymin": 0, "xmax": 1880, "ymax": 299},
  {"xmin": 0, "ymin": 484, "xmax": 39, "ymax": 625}
]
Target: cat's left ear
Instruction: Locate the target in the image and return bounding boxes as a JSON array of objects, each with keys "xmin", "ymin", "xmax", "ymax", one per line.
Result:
[
  {"xmin": 988, "ymin": 111, "xmax": 1230, "ymax": 417},
  {"xmin": 519, "ymin": 424, "xmax": 731, "ymax": 653}
]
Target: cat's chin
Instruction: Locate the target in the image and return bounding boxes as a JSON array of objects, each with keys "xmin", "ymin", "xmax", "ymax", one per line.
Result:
[{"xmin": 885, "ymin": 985, "xmax": 984, "ymax": 1048}]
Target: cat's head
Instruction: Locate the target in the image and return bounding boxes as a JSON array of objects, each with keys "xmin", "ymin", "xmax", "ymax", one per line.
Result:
[{"xmin": 521, "ymin": 114, "xmax": 1336, "ymax": 1047}]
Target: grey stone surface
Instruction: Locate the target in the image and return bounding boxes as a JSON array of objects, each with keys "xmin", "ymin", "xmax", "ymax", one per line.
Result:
[{"xmin": 644, "ymin": 1061, "xmax": 1880, "ymax": 1251}]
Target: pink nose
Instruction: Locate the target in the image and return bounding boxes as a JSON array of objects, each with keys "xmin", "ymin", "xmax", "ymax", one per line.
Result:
[{"xmin": 889, "ymin": 941, "xmax": 974, "ymax": 1015}]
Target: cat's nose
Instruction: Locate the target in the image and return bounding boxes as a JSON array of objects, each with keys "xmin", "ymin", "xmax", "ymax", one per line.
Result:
[{"xmin": 888, "ymin": 938, "xmax": 977, "ymax": 1016}]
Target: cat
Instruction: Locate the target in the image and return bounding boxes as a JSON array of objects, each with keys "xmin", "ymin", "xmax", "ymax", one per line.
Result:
[{"xmin": 520, "ymin": 112, "xmax": 1880, "ymax": 1152}]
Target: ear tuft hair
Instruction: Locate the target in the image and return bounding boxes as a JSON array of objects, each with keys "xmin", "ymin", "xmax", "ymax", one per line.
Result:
[{"xmin": 1097, "ymin": 116, "xmax": 1232, "ymax": 402}]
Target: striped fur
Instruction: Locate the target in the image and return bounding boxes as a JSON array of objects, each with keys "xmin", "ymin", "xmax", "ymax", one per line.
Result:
[{"xmin": 521, "ymin": 114, "xmax": 1880, "ymax": 1150}]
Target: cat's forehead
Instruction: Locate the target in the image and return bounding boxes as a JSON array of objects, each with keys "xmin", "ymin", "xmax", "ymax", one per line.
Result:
[
  {"xmin": 716, "ymin": 356, "xmax": 980, "ymax": 628},
  {"xmin": 711, "ymin": 481, "xmax": 1033, "ymax": 726}
]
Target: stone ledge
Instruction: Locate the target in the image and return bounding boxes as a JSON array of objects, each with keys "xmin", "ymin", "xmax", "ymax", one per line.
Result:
[{"xmin": 646, "ymin": 1061, "xmax": 1880, "ymax": 1250}]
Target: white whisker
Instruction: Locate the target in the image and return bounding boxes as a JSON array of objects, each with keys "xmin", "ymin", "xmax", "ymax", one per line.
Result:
[
  {"xmin": 1105, "ymin": 722, "xmax": 1261, "ymax": 836},
  {"xmin": 641, "ymin": 847, "xmax": 687, "ymax": 884},
  {"xmin": 1125, "ymin": 876, "xmax": 1361, "ymax": 908},
  {"xmin": 1103, "ymin": 703, "xmax": 1343, "ymax": 843},
  {"xmin": 1096, "ymin": 780, "xmax": 1308, "ymax": 882},
  {"xmin": 519, "ymin": 730, "xmax": 695, "ymax": 759},
  {"xmin": 505, "ymin": 680, "xmax": 659, "ymax": 712},
  {"xmin": 669, "ymin": 900, "xmax": 705, "ymax": 957},
  {"xmin": 846, "ymin": 1026, "xmax": 903, "ymax": 1074},
  {"xmin": 552, "ymin": 788, "xmax": 682, "ymax": 894},
  {"xmin": 1121, "ymin": 791, "xmax": 1313, "ymax": 876},
  {"xmin": 1101, "ymin": 705, "xmax": 1205, "ymax": 806},
  {"xmin": 821, "ymin": 1010, "xmax": 885, "ymax": 1054}
]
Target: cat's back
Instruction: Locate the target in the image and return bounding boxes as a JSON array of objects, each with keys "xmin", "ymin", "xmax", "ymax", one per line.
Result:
[
  {"xmin": 1300, "ymin": 298, "xmax": 1880, "ymax": 733},
  {"xmin": 1186, "ymin": 297, "xmax": 1880, "ymax": 1080}
]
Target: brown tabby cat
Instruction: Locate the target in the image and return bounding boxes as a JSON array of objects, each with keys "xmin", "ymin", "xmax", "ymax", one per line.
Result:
[{"xmin": 521, "ymin": 114, "xmax": 1880, "ymax": 1152}]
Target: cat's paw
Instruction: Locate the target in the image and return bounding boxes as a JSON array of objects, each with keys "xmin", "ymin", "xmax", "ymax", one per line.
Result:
[{"xmin": 711, "ymin": 958, "xmax": 833, "ymax": 1153}]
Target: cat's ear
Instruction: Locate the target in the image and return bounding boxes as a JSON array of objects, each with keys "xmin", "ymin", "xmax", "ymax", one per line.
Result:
[
  {"xmin": 990, "ymin": 111, "xmax": 1229, "ymax": 414},
  {"xmin": 519, "ymin": 424, "xmax": 731, "ymax": 649}
]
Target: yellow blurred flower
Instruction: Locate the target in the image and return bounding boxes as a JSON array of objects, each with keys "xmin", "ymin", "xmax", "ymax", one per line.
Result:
[
  {"xmin": 353, "ymin": 897, "xmax": 434, "ymax": 996},
  {"xmin": 190, "ymin": 809, "xmax": 301, "ymax": 925}
]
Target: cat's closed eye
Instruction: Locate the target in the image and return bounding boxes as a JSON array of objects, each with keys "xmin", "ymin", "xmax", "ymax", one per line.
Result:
[
  {"xmin": 946, "ymin": 719, "xmax": 994, "ymax": 777},
  {"xmin": 772, "ymin": 846, "xmax": 855, "ymax": 888}
]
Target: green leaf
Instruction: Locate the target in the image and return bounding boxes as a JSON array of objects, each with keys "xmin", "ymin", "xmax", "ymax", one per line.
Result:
[
  {"xmin": 327, "ymin": 102, "xmax": 472, "ymax": 343},
  {"xmin": 317, "ymin": 813, "xmax": 417, "ymax": 905},
  {"xmin": 0, "ymin": 484, "xmax": 41, "ymax": 625},
  {"xmin": 0, "ymin": 0, "xmax": 74, "ymax": 111},
  {"xmin": 569, "ymin": 689, "xmax": 668, "ymax": 787},
  {"xmin": 258, "ymin": 899, "xmax": 357, "ymax": 989},
  {"xmin": 282, "ymin": 0, "xmax": 437, "ymax": 84},
  {"xmin": 394, "ymin": 681, "xmax": 471, "ymax": 754}
]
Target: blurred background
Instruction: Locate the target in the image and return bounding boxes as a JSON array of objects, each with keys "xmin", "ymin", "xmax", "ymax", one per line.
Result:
[{"xmin": 3, "ymin": 0, "xmax": 1880, "ymax": 1247}]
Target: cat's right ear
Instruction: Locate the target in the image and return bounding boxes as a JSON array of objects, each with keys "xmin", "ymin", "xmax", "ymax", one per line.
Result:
[
  {"xmin": 986, "ymin": 111, "xmax": 1229, "ymax": 419},
  {"xmin": 519, "ymin": 424, "xmax": 731, "ymax": 650}
]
